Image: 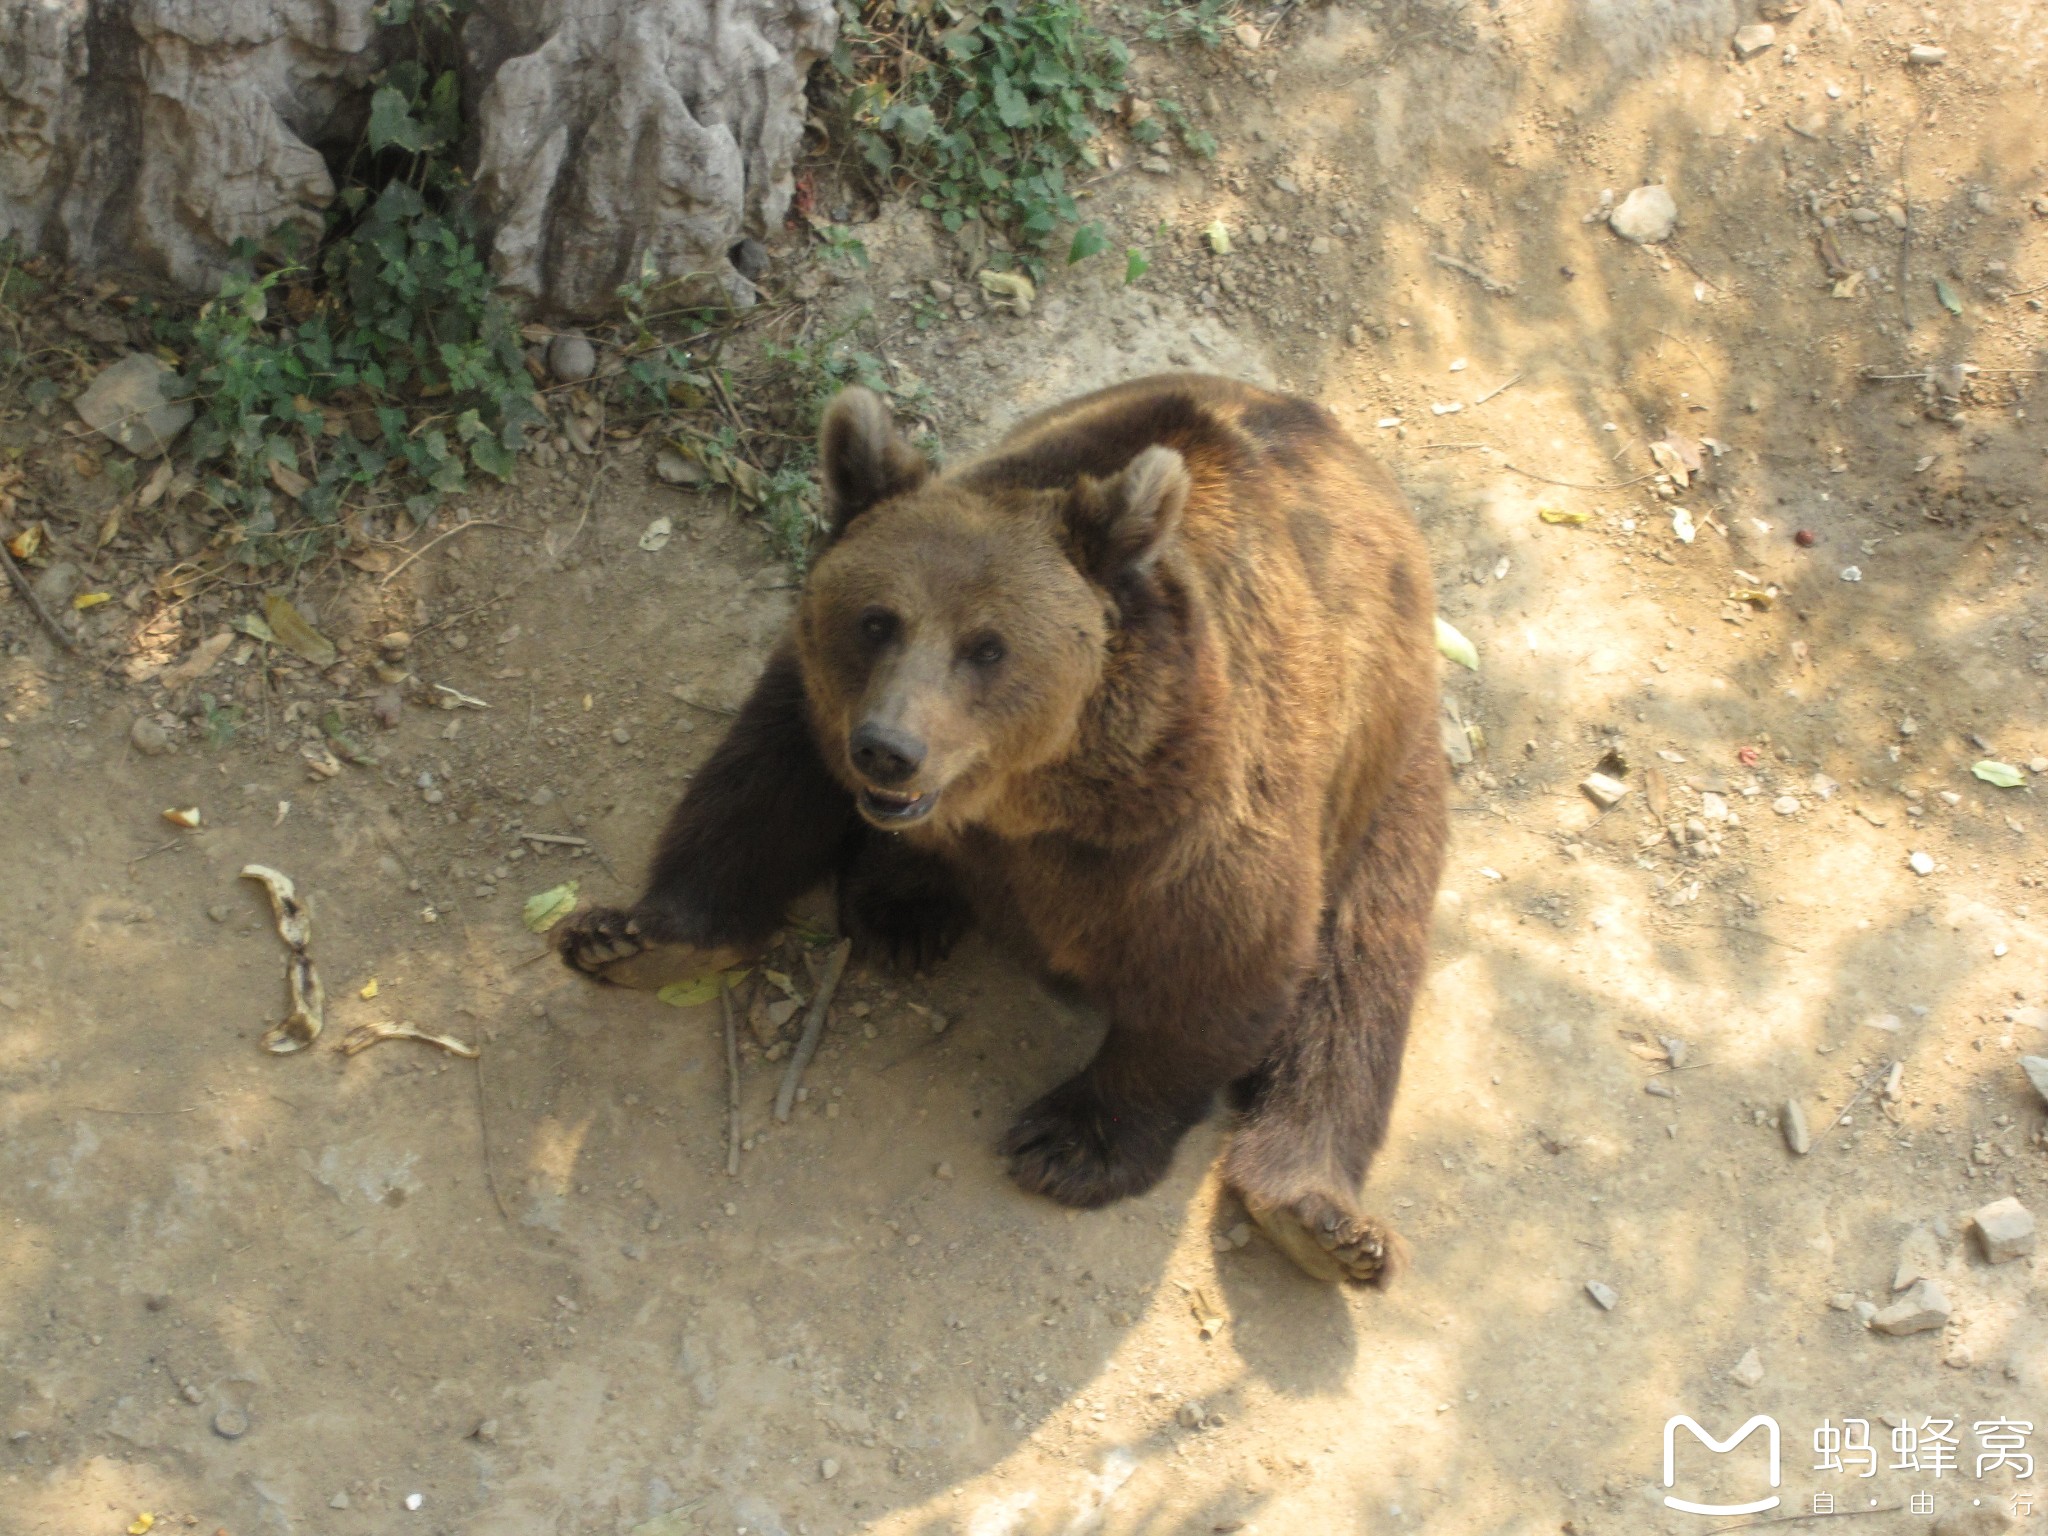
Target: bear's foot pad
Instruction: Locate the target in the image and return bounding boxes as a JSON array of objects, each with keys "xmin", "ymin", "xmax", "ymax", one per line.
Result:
[
  {"xmin": 556, "ymin": 907, "xmax": 746, "ymax": 990},
  {"xmin": 1244, "ymin": 1193, "xmax": 1408, "ymax": 1287}
]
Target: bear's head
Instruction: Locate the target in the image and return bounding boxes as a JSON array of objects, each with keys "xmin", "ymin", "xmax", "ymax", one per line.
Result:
[{"xmin": 797, "ymin": 387, "xmax": 1191, "ymax": 833}]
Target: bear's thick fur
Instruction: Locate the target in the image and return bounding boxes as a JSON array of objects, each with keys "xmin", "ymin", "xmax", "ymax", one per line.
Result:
[{"xmin": 560, "ymin": 374, "xmax": 1448, "ymax": 1284}]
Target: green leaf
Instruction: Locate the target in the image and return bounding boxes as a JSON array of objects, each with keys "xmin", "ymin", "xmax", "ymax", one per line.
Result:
[
  {"xmin": 521, "ymin": 881, "xmax": 579, "ymax": 932},
  {"xmin": 366, "ymin": 85, "xmax": 427, "ymax": 154},
  {"xmin": 1066, "ymin": 222, "xmax": 1110, "ymax": 263},
  {"xmin": 469, "ymin": 436, "xmax": 515, "ymax": 480},
  {"xmin": 1971, "ymin": 759, "xmax": 2025, "ymax": 788},
  {"xmin": 656, "ymin": 969, "xmax": 751, "ymax": 1008},
  {"xmin": 1124, "ymin": 246, "xmax": 1150, "ymax": 284},
  {"xmin": 1434, "ymin": 616, "xmax": 1480, "ymax": 671},
  {"xmin": 1934, "ymin": 277, "xmax": 1963, "ymax": 316}
]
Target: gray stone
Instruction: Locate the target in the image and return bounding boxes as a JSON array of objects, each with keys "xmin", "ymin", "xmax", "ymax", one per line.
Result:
[
  {"xmin": 1782, "ymin": 1099, "xmax": 1811, "ymax": 1155},
  {"xmin": 212, "ymin": 1406, "xmax": 250, "ymax": 1439},
  {"xmin": 76, "ymin": 356, "xmax": 193, "ymax": 458},
  {"xmin": 1, "ymin": 0, "xmax": 833, "ymax": 318},
  {"xmin": 548, "ymin": 334, "xmax": 597, "ymax": 383},
  {"xmin": 1585, "ymin": 1280, "xmax": 1619, "ymax": 1310},
  {"xmin": 1732, "ymin": 24, "xmax": 1775, "ymax": 58},
  {"xmin": 731, "ymin": 238, "xmax": 771, "ymax": 282},
  {"xmin": 1968, "ymin": 1196, "xmax": 2035, "ymax": 1264},
  {"xmin": 1869, "ymin": 1278, "xmax": 1950, "ymax": 1336},
  {"xmin": 130, "ymin": 717, "xmax": 172, "ymax": 756},
  {"xmin": 1908, "ymin": 44, "xmax": 1949, "ymax": 65},
  {"xmin": 1730, "ymin": 1346, "xmax": 1764, "ymax": 1387},
  {"xmin": 1893, "ymin": 1225, "xmax": 1942, "ymax": 1290},
  {"xmin": 1610, "ymin": 185, "xmax": 1678, "ymax": 244},
  {"xmin": 1176, "ymin": 1400, "xmax": 1206, "ymax": 1429},
  {"xmin": 2021, "ymin": 1055, "xmax": 2048, "ymax": 1106}
]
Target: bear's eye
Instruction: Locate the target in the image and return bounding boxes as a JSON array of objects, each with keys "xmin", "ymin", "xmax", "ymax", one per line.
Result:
[
  {"xmin": 963, "ymin": 633, "xmax": 1006, "ymax": 668},
  {"xmin": 857, "ymin": 608, "xmax": 899, "ymax": 646}
]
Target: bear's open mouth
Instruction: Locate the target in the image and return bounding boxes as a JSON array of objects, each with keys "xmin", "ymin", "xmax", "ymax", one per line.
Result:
[{"xmin": 858, "ymin": 786, "xmax": 938, "ymax": 825}]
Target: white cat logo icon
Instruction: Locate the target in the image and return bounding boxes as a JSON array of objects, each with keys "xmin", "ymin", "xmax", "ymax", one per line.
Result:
[{"xmin": 1662, "ymin": 1414, "xmax": 1782, "ymax": 1516}]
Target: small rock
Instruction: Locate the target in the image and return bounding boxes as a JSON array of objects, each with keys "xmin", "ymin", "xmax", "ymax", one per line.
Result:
[
  {"xmin": 2020, "ymin": 1055, "xmax": 2048, "ymax": 1106},
  {"xmin": 1869, "ymin": 1278, "xmax": 1951, "ymax": 1336},
  {"xmin": 330, "ymin": 1493, "xmax": 350, "ymax": 1510},
  {"xmin": 1176, "ymin": 1400, "xmax": 1206, "ymax": 1429},
  {"xmin": 130, "ymin": 717, "xmax": 172, "ymax": 756},
  {"xmin": 611, "ymin": 726, "xmax": 632, "ymax": 745},
  {"xmin": 1827, "ymin": 1291, "xmax": 1858, "ymax": 1311},
  {"xmin": 1783, "ymin": 1099, "xmax": 1811, "ymax": 1155},
  {"xmin": 1226, "ymin": 1221, "xmax": 1253, "ymax": 1248},
  {"xmin": 76, "ymin": 353, "xmax": 194, "ymax": 457},
  {"xmin": 405, "ymin": 1492, "xmax": 424, "ymax": 1511},
  {"xmin": 548, "ymin": 334, "xmax": 597, "ymax": 383},
  {"xmin": 1907, "ymin": 43, "xmax": 1948, "ymax": 65},
  {"xmin": 820, "ymin": 1457, "xmax": 840, "ymax": 1481},
  {"xmin": 730, "ymin": 238, "xmax": 771, "ymax": 283},
  {"xmin": 1585, "ymin": 1280, "xmax": 1619, "ymax": 1311},
  {"xmin": 1894, "ymin": 1225, "xmax": 1942, "ymax": 1290},
  {"xmin": 1772, "ymin": 795, "xmax": 1800, "ymax": 816},
  {"xmin": 1610, "ymin": 185, "xmax": 1678, "ymax": 244},
  {"xmin": 655, "ymin": 449, "xmax": 706, "ymax": 487},
  {"xmin": 1908, "ymin": 851, "xmax": 1935, "ymax": 876},
  {"xmin": 1732, "ymin": 23, "xmax": 1776, "ymax": 58},
  {"xmin": 1308, "ymin": 235, "xmax": 1332, "ymax": 256},
  {"xmin": 1139, "ymin": 156, "xmax": 1174, "ymax": 176},
  {"xmin": 1853, "ymin": 1299, "xmax": 1879, "ymax": 1324},
  {"xmin": 1233, "ymin": 22, "xmax": 1262, "ymax": 49},
  {"xmin": 1580, "ymin": 772, "xmax": 1630, "ymax": 808},
  {"xmin": 1968, "ymin": 1196, "xmax": 2035, "ymax": 1264},
  {"xmin": 934, "ymin": 1161, "xmax": 953, "ymax": 1180},
  {"xmin": 212, "ymin": 1407, "xmax": 249, "ymax": 1439},
  {"xmin": 471, "ymin": 1418, "xmax": 498, "ymax": 1443},
  {"xmin": 1731, "ymin": 1346, "xmax": 1764, "ymax": 1387}
]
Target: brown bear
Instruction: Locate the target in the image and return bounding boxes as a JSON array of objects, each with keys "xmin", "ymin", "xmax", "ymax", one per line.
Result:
[{"xmin": 559, "ymin": 373, "xmax": 1447, "ymax": 1284}]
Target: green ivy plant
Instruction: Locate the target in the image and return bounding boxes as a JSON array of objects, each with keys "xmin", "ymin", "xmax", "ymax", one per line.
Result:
[{"xmin": 843, "ymin": 0, "xmax": 1132, "ymax": 276}]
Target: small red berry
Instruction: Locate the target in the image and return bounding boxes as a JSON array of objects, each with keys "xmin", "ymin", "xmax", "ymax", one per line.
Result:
[{"xmin": 1795, "ymin": 529, "xmax": 1817, "ymax": 547}]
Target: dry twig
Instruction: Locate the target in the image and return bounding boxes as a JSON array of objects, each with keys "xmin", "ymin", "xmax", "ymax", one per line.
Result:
[{"xmin": 775, "ymin": 938, "xmax": 853, "ymax": 1123}]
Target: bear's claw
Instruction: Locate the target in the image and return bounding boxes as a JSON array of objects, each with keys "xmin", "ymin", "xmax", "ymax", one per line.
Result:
[
  {"xmin": 999, "ymin": 1078, "xmax": 1179, "ymax": 1209},
  {"xmin": 1243, "ymin": 1192, "xmax": 1408, "ymax": 1287},
  {"xmin": 556, "ymin": 906, "xmax": 648, "ymax": 977}
]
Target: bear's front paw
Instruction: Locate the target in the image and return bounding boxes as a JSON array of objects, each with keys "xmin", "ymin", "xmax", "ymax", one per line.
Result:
[
  {"xmin": 999, "ymin": 1077, "xmax": 1183, "ymax": 1208},
  {"xmin": 556, "ymin": 907, "xmax": 748, "ymax": 990},
  {"xmin": 844, "ymin": 884, "xmax": 971, "ymax": 973},
  {"xmin": 1243, "ymin": 1192, "xmax": 1409, "ymax": 1288}
]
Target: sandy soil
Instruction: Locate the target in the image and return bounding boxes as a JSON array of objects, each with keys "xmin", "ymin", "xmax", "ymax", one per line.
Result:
[{"xmin": 3, "ymin": 1, "xmax": 2046, "ymax": 1533}]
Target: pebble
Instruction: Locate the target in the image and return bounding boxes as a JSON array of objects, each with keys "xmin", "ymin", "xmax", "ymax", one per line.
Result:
[
  {"xmin": 1585, "ymin": 1280, "xmax": 1619, "ymax": 1311},
  {"xmin": 1772, "ymin": 795, "xmax": 1799, "ymax": 816},
  {"xmin": 472, "ymin": 1418, "xmax": 499, "ymax": 1442},
  {"xmin": 1893, "ymin": 1226, "xmax": 1942, "ymax": 1290},
  {"xmin": 405, "ymin": 1492, "xmax": 424, "ymax": 1511},
  {"xmin": 821, "ymin": 1457, "xmax": 840, "ymax": 1480},
  {"xmin": 1908, "ymin": 851, "xmax": 1935, "ymax": 875},
  {"xmin": 934, "ymin": 1162, "xmax": 954, "ymax": 1180},
  {"xmin": 1176, "ymin": 1400, "xmax": 1207, "ymax": 1429},
  {"xmin": 1732, "ymin": 23, "xmax": 1776, "ymax": 58},
  {"xmin": 611, "ymin": 725, "xmax": 632, "ymax": 745},
  {"xmin": 330, "ymin": 1493, "xmax": 350, "ymax": 1510},
  {"xmin": 1968, "ymin": 1196, "xmax": 2035, "ymax": 1263},
  {"xmin": 548, "ymin": 334, "xmax": 597, "ymax": 382},
  {"xmin": 1869, "ymin": 1278, "xmax": 1950, "ymax": 1335},
  {"xmin": 75, "ymin": 353, "xmax": 194, "ymax": 457},
  {"xmin": 2021, "ymin": 1055, "xmax": 2048, "ymax": 1106},
  {"xmin": 1609, "ymin": 184, "xmax": 1677, "ymax": 244},
  {"xmin": 130, "ymin": 717, "xmax": 172, "ymax": 756},
  {"xmin": 1580, "ymin": 772, "xmax": 1630, "ymax": 808},
  {"xmin": 212, "ymin": 1407, "xmax": 249, "ymax": 1439},
  {"xmin": 1827, "ymin": 1291, "xmax": 1858, "ymax": 1311},
  {"xmin": 1907, "ymin": 43, "xmax": 1948, "ymax": 65},
  {"xmin": 1853, "ymin": 1299, "xmax": 1879, "ymax": 1324},
  {"xmin": 1731, "ymin": 1346, "xmax": 1764, "ymax": 1387},
  {"xmin": 1782, "ymin": 1099, "xmax": 1811, "ymax": 1155},
  {"xmin": 731, "ymin": 238, "xmax": 771, "ymax": 283}
]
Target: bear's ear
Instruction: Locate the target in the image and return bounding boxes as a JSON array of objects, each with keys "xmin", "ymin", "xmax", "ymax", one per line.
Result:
[
  {"xmin": 1068, "ymin": 445, "xmax": 1190, "ymax": 583},
  {"xmin": 819, "ymin": 387, "xmax": 931, "ymax": 531}
]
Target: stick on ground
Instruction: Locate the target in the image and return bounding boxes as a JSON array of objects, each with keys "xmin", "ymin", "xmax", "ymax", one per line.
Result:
[
  {"xmin": 720, "ymin": 972, "xmax": 742, "ymax": 1177},
  {"xmin": 0, "ymin": 537, "xmax": 77, "ymax": 652},
  {"xmin": 775, "ymin": 938, "xmax": 852, "ymax": 1123}
]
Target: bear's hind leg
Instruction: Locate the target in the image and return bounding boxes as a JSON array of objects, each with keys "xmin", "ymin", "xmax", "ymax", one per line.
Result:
[{"xmin": 1223, "ymin": 738, "xmax": 1448, "ymax": 1286}]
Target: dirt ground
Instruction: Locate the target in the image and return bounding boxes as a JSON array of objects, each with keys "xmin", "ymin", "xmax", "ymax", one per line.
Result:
[{"xmin": 4, "ymin": 0, "xmax": 2047, "ymax": 1532}]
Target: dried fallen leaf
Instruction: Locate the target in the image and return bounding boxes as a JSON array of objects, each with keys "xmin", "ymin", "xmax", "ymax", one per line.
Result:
[
  {"xmin": 360, "ymin": 978, "xmax": 380, "ymax": 1000},
  {"xmin": 6, "ymin": 523, "xmax": 43, "ymax": 559},
  {"xmin": 1672, "ymin": 507, "xmax": 1697, "ymax": 544},
  {"xmin": 1972, "ymin": 760, "xmax": 2024, "ymax": 788},
  {"xmin": 1434, "ymin": 616, "xmax": 1479, "ymax": 671},
  {"xmin": 262, "ymin": 595, "xmax": 337, "ymax": 667},
  {"xmin": 522, "ymin": 881, "xmax": 579, "ymax": 932},
  {"xmin": 976, "ymin": 269, "xmax": 1037, "ymax": 310},
  {"xmin": 657, "ymin": 969, "xmax": 752, "ymax": 1008},
  {"xmin": 159, "ymin": 631, "xmax": 233, "ymax": 688},
  {"xmin": 162, "ymin": 807, "xmax": 201, "ymax": 828},
  {"xmin": 136, "ymin": 460, "xmax": 175, "ymax": 510},
  {"xmin": 240, "ymin": 864, "xmax": 324, "ymax": 1053},
  {"xmin": 129, "ymin": 1515, "xmax": 155, "ymax": 1536},
  {"xmin": 1816, "ymin": 227, "xmax": 1851, "ymax": 279},
  {"xmin": 72, "ymin": 591, "xmax": 111, "ymax": 610},
  {"xmin": 1730, "ymin": 587, "xmax": 1774, "ymax": 608},
  {"xmin": 638, "ymin": 516, "xmax": 673, "ymax": 552},
  {"xmin": 269, "ymin": 459, "xmax": 310, "ymax": 499},
  {"xmin": 1538, "ymin": 506, "xmax": 1591, "ymax": 525},
  {"xmin": 341, "ymin": 546, "xmax": 396, "ymax": 574},
  {"xmin": 1189, "ymin": 1286, "xmax": 1227, "ymax": 1340},
  {"xmin": 339, "ymin": 1020, "xmax": 479, "ymax": 1059}
]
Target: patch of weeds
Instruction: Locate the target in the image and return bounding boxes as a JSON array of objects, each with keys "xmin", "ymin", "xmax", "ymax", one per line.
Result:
[
  {"xmin": 839, "ymin": 0, "xmax": 1129, "ymax": 276},
  {"xmin": 1135, "ymin": 0, "xmax": 1242, "ymax": 49},
  {"xmin": 1131, "ymin": 97, "xmax": 1218, "ymax": 160},
  {"xmin": 140, "ymin": 0, "xmax": 540, "ymax": 567},
  {"xmin": 197, "ymin": 692, "xmax": 244, "ymax": 749},
  {"xmin": 815, "ymin": 224, "xmax": 872, "ymax": 269}
]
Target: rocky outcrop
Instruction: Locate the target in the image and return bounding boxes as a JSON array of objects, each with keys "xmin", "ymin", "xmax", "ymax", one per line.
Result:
[{"xmin": 0, "ymin": 0, "xmax": 834, "ymax": 315}]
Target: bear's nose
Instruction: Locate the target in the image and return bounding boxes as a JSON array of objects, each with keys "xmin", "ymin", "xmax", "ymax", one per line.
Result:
[{"xmin": 849, "ymin": 723, "xmax": 925, "ymax": 787}]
